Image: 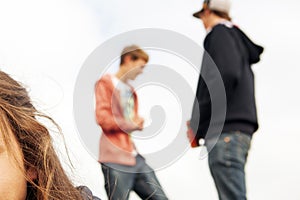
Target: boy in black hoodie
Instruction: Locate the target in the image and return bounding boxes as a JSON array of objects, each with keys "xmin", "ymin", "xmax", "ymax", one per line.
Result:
[{"xmin": 188, "ymin": 0, "xmax": 263, "ymax": 199}]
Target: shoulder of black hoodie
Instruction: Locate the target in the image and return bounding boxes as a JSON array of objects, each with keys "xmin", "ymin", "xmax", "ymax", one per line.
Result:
[
  {"xmin": 205, "ymin": 24, "xmax": 263, "ymax": 64},
  {"xmin": 204, "ymin": 24, "xmax": 264, "ymax": 96},
  {"xmin": 205, "ymin": 24, "xmax": 264, "ymax": 65}
]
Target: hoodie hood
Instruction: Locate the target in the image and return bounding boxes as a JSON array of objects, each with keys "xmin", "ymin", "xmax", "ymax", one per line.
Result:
[{"xmin": 234, "ymin": 26, "xmax": 264, "ymax": 64}]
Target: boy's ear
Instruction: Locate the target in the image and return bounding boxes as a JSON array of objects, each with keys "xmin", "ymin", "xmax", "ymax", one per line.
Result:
[
  {"xmin": 26, "ymin": 167, "xmax": 37, "ymax": 181},
  {"xmin": 123, "ymin": 55, "xmax": 132, "ymax": 65}
]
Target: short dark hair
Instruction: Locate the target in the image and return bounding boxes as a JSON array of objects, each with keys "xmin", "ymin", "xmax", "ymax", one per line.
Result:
[
  {"xmin": 120, "ymin": 45, "xmax": 149, "ymax": 65},
  {"xmin": 211, "ymin": 10, "xmax": 232, "ymax": 21}
]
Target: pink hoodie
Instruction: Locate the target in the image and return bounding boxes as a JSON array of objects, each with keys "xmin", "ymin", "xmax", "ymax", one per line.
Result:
[{"xmin": 95, "ymin": 74, "xmax": 138, "ymax": 166}]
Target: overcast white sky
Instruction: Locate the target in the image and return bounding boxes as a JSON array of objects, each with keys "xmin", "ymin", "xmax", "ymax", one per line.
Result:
[{"xmin": 0, "ymin": 0, "xmax": 300, "ymax": 199}]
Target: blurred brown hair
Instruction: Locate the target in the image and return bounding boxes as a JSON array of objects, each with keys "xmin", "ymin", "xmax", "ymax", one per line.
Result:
[
  {"xmin": 0, "ymin": 70, "xmax": 82, "ymax": 200},
  {"xmin": 120, "ymin": 45, "xmax": 149, "ymax": 65},
  {"xmin": 211, "ymin": 10, "xmax": 232, "ymax": 21}
]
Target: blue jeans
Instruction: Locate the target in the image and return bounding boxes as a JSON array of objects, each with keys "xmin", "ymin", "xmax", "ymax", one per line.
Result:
[
  {"xmin": 101, "ymin": 155, "xmax": 168, "ymax": 200},
  {"xmin": 207, "ymin": 131, "xmax": 252, "ymax": 200}
]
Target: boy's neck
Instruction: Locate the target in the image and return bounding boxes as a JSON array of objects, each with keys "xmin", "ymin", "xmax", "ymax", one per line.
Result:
[
  {"xmin": 207, "ymin": 15, "xmax": 228, "ymax": 31},
  {"xmin": 115, "ymin": 66, "xmax": 129, "ymax": 83}
]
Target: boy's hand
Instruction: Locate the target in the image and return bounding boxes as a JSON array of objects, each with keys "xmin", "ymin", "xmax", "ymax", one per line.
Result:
[
  {"xmin": 132, "ymin": 117, "xmax": 144, "ymax": 131},
  {"xmin": 186, "ymin": 120, "xmax": 199, "ymax": 147}
]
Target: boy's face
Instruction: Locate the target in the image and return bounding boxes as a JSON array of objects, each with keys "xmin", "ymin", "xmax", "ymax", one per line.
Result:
[
  {"xmin": 199, "ymin": 9, "xmax": 210, "ymax": 30},
  {"xmin": 126, "ymin": 58, "xmax": 146, "ymax": 80}
]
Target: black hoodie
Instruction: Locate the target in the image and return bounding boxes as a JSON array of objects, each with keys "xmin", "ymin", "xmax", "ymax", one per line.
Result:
[{"xmin": 190, "ymin": 24, "xmax": 264, "ymax": 144}]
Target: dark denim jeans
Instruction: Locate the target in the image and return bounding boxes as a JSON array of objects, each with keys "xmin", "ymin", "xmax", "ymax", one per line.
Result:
[
  {"xmin": 207, "ymin": 131, "xmax": 252, "ymax": 200},
  {"xmin": 101, "ymin": 155, "xmax": 168, "ymax": 200}
]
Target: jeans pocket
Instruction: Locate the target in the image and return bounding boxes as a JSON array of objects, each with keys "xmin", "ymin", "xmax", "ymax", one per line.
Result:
[
  {"xmin": 208, "ymin": 133, "xmax": 251, "ymax": 168},
  {"xmin": 223, "ymin": 133, "xmax": 249, "ymax": 168},
  {"xmin": 237, "ymin": 133, "xmax": 251, "ymax": 161},
  {"xmin": 241, "ymin": 133, "xmax": 251, "ymax": 149},
  {"xmin": 208, "ymin": 135, "xmax": 233, "ymax": 167}
]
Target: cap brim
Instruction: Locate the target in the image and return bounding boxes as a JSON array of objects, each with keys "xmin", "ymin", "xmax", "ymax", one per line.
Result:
[{"xmin": 193, "ymin": 9, "xmax": 204, "ymax": 18}]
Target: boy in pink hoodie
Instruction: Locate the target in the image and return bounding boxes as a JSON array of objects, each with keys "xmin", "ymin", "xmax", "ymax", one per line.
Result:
[{"xmin": 95, "ymin": 45, "xmax": 167, "ymax": 200}]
